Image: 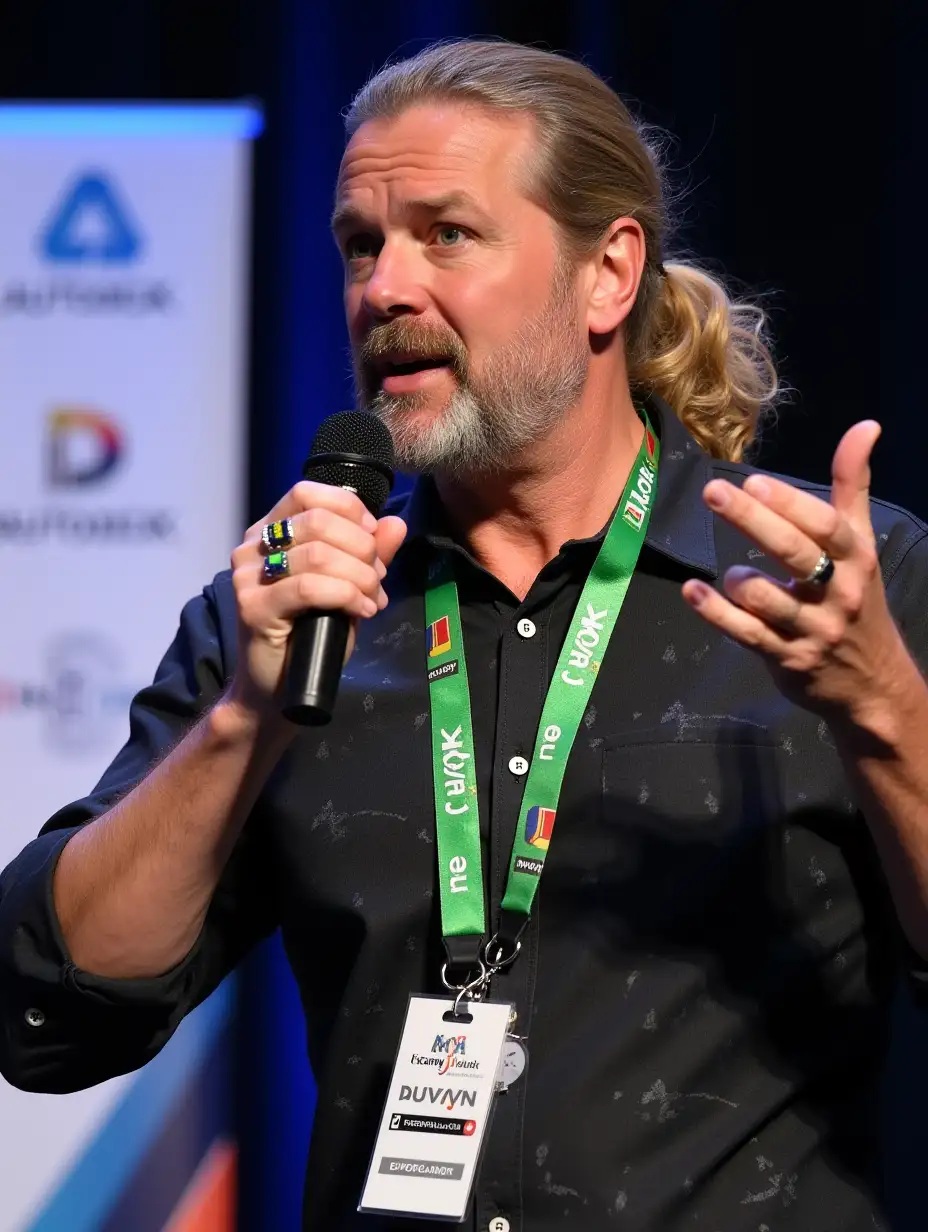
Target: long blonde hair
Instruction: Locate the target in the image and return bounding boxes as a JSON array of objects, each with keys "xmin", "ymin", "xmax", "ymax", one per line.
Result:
[{"xmin": 346, "ymin": 40, "xmax": 778, "ymax": 461}]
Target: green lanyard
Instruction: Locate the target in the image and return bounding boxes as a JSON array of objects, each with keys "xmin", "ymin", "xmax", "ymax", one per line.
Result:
[{"xmin": 425, "ymin": 411, "xmax": 660, "ymax": 983}]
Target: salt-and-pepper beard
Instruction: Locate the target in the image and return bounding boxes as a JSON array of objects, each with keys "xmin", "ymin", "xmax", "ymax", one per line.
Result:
[{"xmin": 353, "ymin": 257, "xmax": 588, "ymax": 477}]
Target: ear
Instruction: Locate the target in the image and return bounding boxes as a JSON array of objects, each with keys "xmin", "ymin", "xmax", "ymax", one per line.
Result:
[{"xmin": 585, "ymin": 218, "xmax": 646, "ymax": 337}]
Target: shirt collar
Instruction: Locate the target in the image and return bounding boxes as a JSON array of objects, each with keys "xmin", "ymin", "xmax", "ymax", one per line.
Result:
[{"xmin": 392, "ymin": 393, "xmax": 718, "ymax": 579}]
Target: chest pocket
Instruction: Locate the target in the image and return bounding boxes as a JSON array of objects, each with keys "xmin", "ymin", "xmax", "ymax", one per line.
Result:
[
  {"xmin": 596, "ymin": 733, "xmax": 793, "ymax": 949},
  {"xmin": 591, "ymin": 729, "xmax": 894, "ymax": 1033}
]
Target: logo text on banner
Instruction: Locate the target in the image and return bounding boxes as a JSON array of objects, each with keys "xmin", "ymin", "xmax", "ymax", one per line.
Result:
[
  {"xmin": 1, "ymin": 168, "xmax": 175, "ymax": 317},
  {"xmin": 0, "ymin": 409, "xmax": 174, "ymax": 544}
]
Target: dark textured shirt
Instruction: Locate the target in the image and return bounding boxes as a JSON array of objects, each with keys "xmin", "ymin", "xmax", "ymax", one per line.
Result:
[{"xmin": 2, "ymin": 396, "xmax": 928, "ymax": 1232}]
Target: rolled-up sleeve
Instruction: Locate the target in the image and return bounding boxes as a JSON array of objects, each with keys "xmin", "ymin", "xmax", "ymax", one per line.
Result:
[{"xmin": 0, "ymin": 573, "xmax": 279, "ymax": 1093}]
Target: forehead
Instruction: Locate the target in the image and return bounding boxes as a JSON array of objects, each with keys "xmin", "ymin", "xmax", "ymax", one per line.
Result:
[{"xmin": 336, "ymin": 103, "xmax": 537, "ymax": 209}]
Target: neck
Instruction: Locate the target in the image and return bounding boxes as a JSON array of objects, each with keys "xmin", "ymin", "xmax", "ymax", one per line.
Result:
[{"xmin": 436, "ymin": 386, "xmax": 644, "ymax": 599}]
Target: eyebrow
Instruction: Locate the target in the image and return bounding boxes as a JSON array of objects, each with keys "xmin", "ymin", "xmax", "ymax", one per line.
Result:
[{"xmin": 330, "ymin": 191, "xmax": 497, "ymax": 237}]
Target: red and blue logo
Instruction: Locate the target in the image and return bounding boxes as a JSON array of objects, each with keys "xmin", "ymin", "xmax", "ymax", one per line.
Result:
[
  {"xmin": 427, "ymin": 615, "xmax": 452, "ymax": 658},
  {"xmin": 47, "ymin": 407, "xmax": 124, "ymax": 486},
  {"xmin": 525, "ymin": 806, "xmax": 556, "ymax": 850}
]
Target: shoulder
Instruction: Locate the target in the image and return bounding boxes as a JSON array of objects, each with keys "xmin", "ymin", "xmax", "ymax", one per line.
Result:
[{"xmin": 707, "ymin": 456, "xmax": 928, "ymax": 583}]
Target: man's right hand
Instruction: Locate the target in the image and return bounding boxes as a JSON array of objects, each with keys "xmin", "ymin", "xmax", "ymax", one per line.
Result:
[
  {"xmin": 229, "ymin": 483, "xmax": 407, "ymax": 719},
  {"xmin": 48, "ymin": 479, "xmax": 408, "ymax": 982}
]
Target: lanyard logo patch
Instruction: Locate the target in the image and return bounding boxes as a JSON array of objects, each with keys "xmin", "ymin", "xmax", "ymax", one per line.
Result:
[
  {"xmin": 427, "ymin": 615, "xmax": 452, "ymax": 658},
  {"xmin": 621, "ymin": 459, "xmax": 656, "ymax": 530},
  {"xmin": 525, "ymin": 805, "xmax": 556, "ymax": 850}
]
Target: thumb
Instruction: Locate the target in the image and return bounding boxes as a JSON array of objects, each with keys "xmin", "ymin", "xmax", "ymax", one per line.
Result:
[
  {"xmin": 374, "ymin": 516, "xmax": 408, "ymax": 569},
  {"xmin": 831, "ymin": 420, "xmax": 881, "ymax": 535}
]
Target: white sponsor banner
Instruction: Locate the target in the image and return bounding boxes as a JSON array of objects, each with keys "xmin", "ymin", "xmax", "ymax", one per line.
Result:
[{"xmin": 0, "ymin": 104, "xmax": 258, "ymax": 1232}]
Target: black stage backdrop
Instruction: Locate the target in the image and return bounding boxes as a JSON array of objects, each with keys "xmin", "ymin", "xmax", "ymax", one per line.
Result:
[{"xmin": 2, "ymin": 3, "xmax": 924, "ymax": 1229}]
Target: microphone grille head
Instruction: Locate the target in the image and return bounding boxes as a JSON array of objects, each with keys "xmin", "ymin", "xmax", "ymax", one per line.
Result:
[
  {"xmin": 309, "ymin": 411, "xmax": 395, "ymax": 466},
  {"xmin": 303, "ymin": 411, "xmax": 396, "ymax": 514}
]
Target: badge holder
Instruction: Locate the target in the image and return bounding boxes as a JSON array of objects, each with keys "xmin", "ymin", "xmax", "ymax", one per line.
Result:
[{"xmin": 359, "ymin": 994, "xmax": 512, "ymax": 1222}]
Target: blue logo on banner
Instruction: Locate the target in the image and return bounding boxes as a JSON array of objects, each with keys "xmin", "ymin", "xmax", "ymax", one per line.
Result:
[{"xmin": 38, "ymin": 171, "xmax": 142, "ymax": 265}]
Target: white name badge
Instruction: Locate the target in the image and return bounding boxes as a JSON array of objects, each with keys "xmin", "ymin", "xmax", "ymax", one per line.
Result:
[{"xmin": 359, "ymin": 995, "xmax": 512, "ymax": 1222}]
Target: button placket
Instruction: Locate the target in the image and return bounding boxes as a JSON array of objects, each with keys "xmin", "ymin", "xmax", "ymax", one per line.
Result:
[{"xmin": 475, "ymin": 609, "xmax": 544, "ymax": 1232}]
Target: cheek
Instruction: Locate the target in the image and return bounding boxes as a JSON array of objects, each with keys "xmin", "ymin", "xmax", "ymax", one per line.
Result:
[
  {"xmin": 344, "ymin": 285, "xmax": 367, "ymax": 342},
  {"xmin": 447, "ymin": 265, "xmax": 546, "ymax": 354}
]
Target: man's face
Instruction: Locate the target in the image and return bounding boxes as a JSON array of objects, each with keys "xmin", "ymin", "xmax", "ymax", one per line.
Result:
[{"xmin": 333, "ymin": 104, "xmax": 589, "ymax": 476}]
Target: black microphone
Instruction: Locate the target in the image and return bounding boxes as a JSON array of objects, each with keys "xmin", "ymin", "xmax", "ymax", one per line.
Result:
[{"xmin": 281, "ymin": 411, "xmax": 396, "ymax": 726}]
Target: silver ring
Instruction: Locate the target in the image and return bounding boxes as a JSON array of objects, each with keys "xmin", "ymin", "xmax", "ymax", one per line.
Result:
[{"xmin": 801, "ymin": 552, "xmax": 835, "ymax": 586}]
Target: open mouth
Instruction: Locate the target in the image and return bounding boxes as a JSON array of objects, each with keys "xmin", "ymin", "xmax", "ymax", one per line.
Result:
[
  {"xmin": 377, "ymin": 355, "xmax": 452, "ymax": 378},
  {"xmin": 370, "ymin": 352, "xmax": 457, "ymax": 396}
]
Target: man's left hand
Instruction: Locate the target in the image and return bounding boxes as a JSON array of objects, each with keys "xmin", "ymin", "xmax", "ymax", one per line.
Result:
[{"xmin": 682, "ymin": 420, "xmax": 916, "ymax": 734}]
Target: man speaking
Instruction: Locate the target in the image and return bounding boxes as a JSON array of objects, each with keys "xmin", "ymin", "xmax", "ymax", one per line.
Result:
[{"xmin": 3, "ymin": 40, "xmax": 928, "ymax": 1231}]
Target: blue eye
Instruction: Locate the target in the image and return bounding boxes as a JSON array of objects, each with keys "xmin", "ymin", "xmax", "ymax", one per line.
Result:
[{"xmin": 436, "ymin": 226, "xmax": 464, "ymax": 247}]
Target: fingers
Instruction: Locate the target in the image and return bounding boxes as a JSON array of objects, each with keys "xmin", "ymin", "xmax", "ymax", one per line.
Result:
[
  {"xmin": 246, "ymin": 481, "xmax": 377, "ymax": 541},
  {"xmin": 739, "ymin": 475, "xmax": 858, "ymax": 560},
  {"xmin": 232, "ymin": 487, "xmax": 402, "ymax": 707},
  {"xmin": 707, "ymin": 425, "xmax": 880, "ymax": 575},
  {"xmin": 686, "ymin": 428, "xmax": 886, "ymax": 699},
  {"xmin": 683, "ymin": 576, "xmax": 830, "ymax": 675},
  {"xmin": 721, "ymin": 566, "xmax": 803, "ymax": 629},
  {"xmin": 236, "ymin": 503, "xmax": 379, "ymax": 572},
  {"xmin": 719, "ymin": 565, "xmax": 849, "ymax": 643},
  {"xmin": 256, "ymin": 539, "xmax": 385, "ymax": 603},
  {"xmin": 830, "ymin": 420, "xmax": 880, "ymax": 534},
  {"xmin": 238, "ymin": 569, "xmax": 380, "ymax": 628},
  {"xmin": 374, "ymin": 516, "xmax": 408, "ymax": 569},
  {"xmin": 682, "ymin": 577, "xmax": 790, "ymax": 659},
  {"xmin": 233, "ymin": 488, "xmax": 408, "ymax": 639},
  {"xmin": 289, "ymin": 505, "xmax": 381, "ymax": 564},
  {"xmin": 705, "ymin": 476, "xmax": 858, "ymax": 579}
]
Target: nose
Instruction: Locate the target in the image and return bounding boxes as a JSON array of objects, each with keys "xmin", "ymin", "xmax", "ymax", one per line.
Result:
[{"xmin": 360, "ymin": 238, "xmax": 429, "ymax": 320}]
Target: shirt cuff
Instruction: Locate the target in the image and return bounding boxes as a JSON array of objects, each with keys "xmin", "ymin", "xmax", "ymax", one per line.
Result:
[{"xmin": 1, "ymin": 826, "xmax": 205, "ymax": 1092}]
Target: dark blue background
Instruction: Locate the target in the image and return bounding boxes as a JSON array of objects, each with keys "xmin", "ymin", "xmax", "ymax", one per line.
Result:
[{"xmin": 3, "ymin": 2, "xmax": 925, "ymax": 1227}]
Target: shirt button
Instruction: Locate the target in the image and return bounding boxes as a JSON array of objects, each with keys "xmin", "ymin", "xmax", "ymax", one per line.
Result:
[
  {"xmin": 516, "ymin": 617, "xmax": 537, "ymax": 639},
  {"xmin": 24, "ymin": 1008, "xmax": 45, "ymax": 1028},
  {"xmin": 508, "ymin": 755, "xmax": 529, "ymax": 776},
  {"xmin": 489, "ymin": 1219, "xmax": 511, "ymax": 1232}
]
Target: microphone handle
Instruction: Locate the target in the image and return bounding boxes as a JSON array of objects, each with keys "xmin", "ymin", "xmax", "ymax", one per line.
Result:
[{"xmin": 280, "ymin": 609, "xmax": 350, "ymax": 726}]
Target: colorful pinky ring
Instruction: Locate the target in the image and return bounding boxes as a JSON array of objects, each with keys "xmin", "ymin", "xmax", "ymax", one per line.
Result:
[
  {"xmin": 262, "ymin": 518, "xmax": 295, "ymax": 551},
  {"xmin": 262, "ymin": 550, "xmax": 290, "ymax": 582}
]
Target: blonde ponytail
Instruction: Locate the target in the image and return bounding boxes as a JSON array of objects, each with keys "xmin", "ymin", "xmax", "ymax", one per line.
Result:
[{"xmin": 628, "ymin": 263, "xmax": 778, "ymax": 462}]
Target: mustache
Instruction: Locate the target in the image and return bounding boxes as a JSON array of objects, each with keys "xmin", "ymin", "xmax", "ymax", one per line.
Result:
[{"xmin": 356, "ymin": 318, "xmax": 469, "ymax": 383}]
